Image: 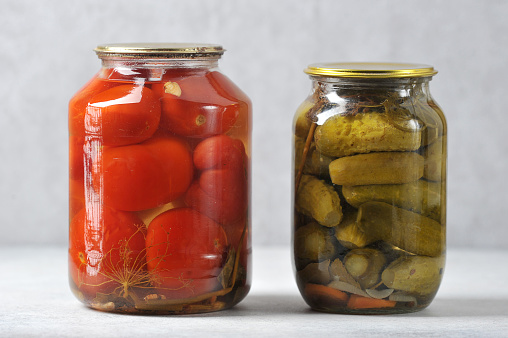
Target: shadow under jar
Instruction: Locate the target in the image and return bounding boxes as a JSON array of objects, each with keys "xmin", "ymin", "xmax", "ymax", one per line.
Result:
[
  {"xmin": 68, "ymin": 43, "xmax": 252, "ymax": 314},
  {"xmin": 292, "ymin": 63, "xmax": 446, "ymax": 314}
]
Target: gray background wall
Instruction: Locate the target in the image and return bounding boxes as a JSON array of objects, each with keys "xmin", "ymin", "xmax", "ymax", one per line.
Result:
[{"xmin": 1, "ymin": 0, "xmax": 507, "ymax": 249}]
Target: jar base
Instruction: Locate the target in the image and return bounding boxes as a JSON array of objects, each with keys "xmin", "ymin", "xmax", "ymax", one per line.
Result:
[
  {"xmin": 308, "ymin": 303, "xmax": 430, "ymax": 315},
  {"xmin": 71, "ymin": 281, "xmax": 250, "ymax": 315}
]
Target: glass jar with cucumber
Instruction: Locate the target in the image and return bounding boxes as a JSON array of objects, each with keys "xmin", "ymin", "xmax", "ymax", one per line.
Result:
[{"xmin": 292, "ymin": 63, "xmax": 446, "ymax": 314}]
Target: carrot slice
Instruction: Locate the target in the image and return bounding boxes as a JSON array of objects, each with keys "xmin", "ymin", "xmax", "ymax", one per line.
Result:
[
  {"xmin": 347, "ymin": 294, "xmax": 397, "ymax": 309},
  {"xmin": 304, "ymin": 283, "xmax": 349, "ymax": 304}
]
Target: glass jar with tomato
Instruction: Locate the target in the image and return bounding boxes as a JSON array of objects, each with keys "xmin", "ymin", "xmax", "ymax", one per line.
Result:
[{"xmin": 69, "ymin": 43, "xmax": 251, "ymax": 314}]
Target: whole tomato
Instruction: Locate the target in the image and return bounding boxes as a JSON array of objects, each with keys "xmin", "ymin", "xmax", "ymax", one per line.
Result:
[
  {"xmin": 70, "ymin": 83, "xmax": 161, "ymax": 147},
  {"xmin": 87, "ymin": 84, "xmax": 161, "ymax": 146},
  {"xmin": 185, "ymin": 135, "xmax": 248, "ymax": 225},
  {"xmin": 159, "ymin": 72, "xmax": 244, "ymax": 137},
  {"xmin": 69, "ymin": 75, "xmax": 116, "ymax": 138},
  {"xmin": 145, "ymin": 208, "xmax": 227, "ymax": 299},
  {"xmin": 206, "ymin": 71, "xmax": 251, "ymax": 111},
  {"xmin": 99, "ymin": 136, "xmax": 193, "ymax": 211},
  {"xmin": 69, "ymin": 207, "xmax": 146, "ymax": 298}
]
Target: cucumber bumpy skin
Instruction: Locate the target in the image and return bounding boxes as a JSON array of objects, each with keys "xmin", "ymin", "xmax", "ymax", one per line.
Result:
[
  {"xmin": 382, "ymin": 255, "xmax": 444, "ymax": 296},
  {"xmin": 357, "ymin": 201, "xmax": 444, "ymax": 257},
  {"xmin": 314, "ymin": 112, "xmax": 421, "ymax": 158},
  {"xmin": 334, "ymin": 210, "xmax": 375, "ymax": 249},
  {"xmin": 342, "ymin": 180, "xmax": 442, "ymax": 221},
  {"xmin": 329, "ymin": 152, "xmax": 424, "ymax": 186},
  {"xmin": 296, "ymin": 175, "xmax": 343, "ymax": 227}
]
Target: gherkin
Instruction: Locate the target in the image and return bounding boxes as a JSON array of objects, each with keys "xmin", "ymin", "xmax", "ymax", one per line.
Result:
[
  {"xmin": 314, "ymin": 112, "xmax": 421, "ymax": 158},
  {"xmin": 342, "ymin": 180, "xmax": 442, "ymax": 221},
  {"xmin": 382, "ymin": 255, "xmax": 444, "ymax": 296},
  {"xmin": 357, "ymin": 202, "xmax": 444, "ymax": 257},
  {"xmin": 329, "ymin": 152, "xmax": 424, "ymax": 186},
  {"xmin": 296, "ymin": 175, "xmax": 343, "ymax": 227}
]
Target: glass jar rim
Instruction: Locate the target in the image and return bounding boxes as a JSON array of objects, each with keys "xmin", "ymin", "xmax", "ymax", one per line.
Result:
[
  {"xmin": 305, "ymin": 62, "xmax": 437, "ymax": 78},
  {"xmin": 94, "ymin": 43, "xmax": 225, "ymax": 59}
]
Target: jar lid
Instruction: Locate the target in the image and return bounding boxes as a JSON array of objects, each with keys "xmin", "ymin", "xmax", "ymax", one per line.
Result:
[
  {"xmin": 305, "ymin": 62, "xmax": 437, "ymax": 78},
  {"xmin": 94, "ymin": 43, "xmax": 224, "ymax": 58}
]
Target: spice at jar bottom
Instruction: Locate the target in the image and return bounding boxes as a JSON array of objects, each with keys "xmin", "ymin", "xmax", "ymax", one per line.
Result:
[
  {"xmin": 292, "ymin": 62, "xmax": 447, "ymax": 314},
  {"xmin": 69, "ymin": 43, "xmax": 252, "ymax": 314}
]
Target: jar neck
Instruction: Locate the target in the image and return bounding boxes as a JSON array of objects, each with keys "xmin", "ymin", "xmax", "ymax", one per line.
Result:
[
  {"xmin": 98, "ymin": 57, "xmax": 221, "ymax": 83},
  {"xmin": 310, "ymin": 76, "xmax": 432, "ymax": 100}
]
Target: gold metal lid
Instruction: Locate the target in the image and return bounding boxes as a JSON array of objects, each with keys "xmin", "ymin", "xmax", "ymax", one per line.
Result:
[
  {"xmin": 305, "ymin": 62, "xmax": 437, "ymax": 78},
  {"xmin": 94, "ymin": 43, "xmax": 224, "ymax": 58}
]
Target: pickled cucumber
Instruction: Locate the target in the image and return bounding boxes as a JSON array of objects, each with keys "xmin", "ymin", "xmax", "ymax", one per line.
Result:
[
  {"xmin": 334, "ymin": 210, "xmax": 375, "ymax": 249},
  {"xmin": 296, "ymin": 175, "xmax": 343, "ymax": 227},
  {"xmin": 422, "ymin": 125, "xmax": 439, "ymax": 147},
  {"xmin": 314, "ymin": 112, "xmax": 421, "ymax": 158},
  {"xmin": 342, "ymin": 180, "xmax": 441, "ymax": 221},
  {"xmin": 295, "ymin": 137, "xmax": 333, "ymax": 178},
  {"xmin": 423, "ymin": 137, "xmax": 444, "ymax": 181},
  {"xmin": 294, "ymin": 222, "xmax": 336, "ymax": 262},
  {"xmin": 294, "ymin": 100, "xmax": 314, "ymax": 138},
  {"xmin": 357, "ymin": 202, "xmax": 444, "ymax": 257},
  {"xmin": 381, "ymin": 255, "xmax": 444, "ymax": 296},
  {"xmin": 419, "ymin": 112, "xmax": 440, "ymax": 147},
  {"xmin": 375, "ymin": 241, "xmax": 413, "ymax": 264},
  {"xmin": 418, "ymin": 101, "xmax": 445, "ymax": 147},
  {"xmin": 344, "ymin": 248, "xmax": 386, "ymax": 289},
  {"xmin": 329, "ymin": 152, "xmax": 424, "ymax": 186}
]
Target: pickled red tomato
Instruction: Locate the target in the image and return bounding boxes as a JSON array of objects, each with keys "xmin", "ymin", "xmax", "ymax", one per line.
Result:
[
  {"xmin": 145, "ymin": 208, "xmax": 227, "ymax": 299},
  {"xmin": 69, "ymin": 135, "xmax": 85, "ymax": 181},
  {"xmin": 70, "ymin": 82, "xmax": 161, "ymax": 147},
  {"xmin": 206, "ymin": 71, "xmax": 251, "ymax": 112},
  {"xmin": 159, "ymin": 72, "xmax": 246, "ymax": 137},
  {"xmin": 193, "ymin": 134, "xmax": 246, "ymax": 170},
  {"xmin": 87, "ymin": 85, "xmax": 160, "ymax": 146},
  {"xmin": 185, "ymin": 135, "xmax": 248, "ymax": 225},
  {"xmin": 100, "ymin": 136, "xmax": 193, "ymax": 211},
  {"xmin": 69, "ymin": 207, "xmax": 146, "ymax": 297},
  {"xmin": 69, "ymin": 75, "xmax": 116, "ymax": 138},
  {"xmin": 69, "ymin": 179, "xmax": 85, "ymax": 220}
]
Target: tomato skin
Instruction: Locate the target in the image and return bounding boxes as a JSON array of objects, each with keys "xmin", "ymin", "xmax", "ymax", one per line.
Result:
[
  {"xmin": 193, "ymin": 135, "xmax": 246, "ymax": 170},
  {"xmin": 185, "ymin": 135, "xmax": 248, "ymax": 225},
  {"xmin": 159, "ymin": 73, "xmax": 241, "ymax": 137},
  {"xmin": 101, "ymin": 145, "xmax": 169, "ymax": 211},
  {"xmin": 69, "ymin": 207, "xmax": 146, "ymax": 298},
  {"xmin": 207, "ymin": 71, "xmax": 251, "ymax": 111},
  {"xmin": 69, "ymin": 178, "xmax": 85, "ymax": 220},
  {"xmin": 69, "ymin": 75, "xmax": 117, "ymax": 138},
  {"xmin": 99, "ymin": 136, "xmax": 193, "ymax": 211},
  {"xmin": 69, "ymin": 136, "xmax": 85, "ymax": 181},
  {"xmin": 70, "ymin": 81, "xmax": 161, "ymax": 147},
  {"xmin": 145, "ymin": 208, "xmax": 227, "ymax": 299},
  {"xmin": 86, "ymin": 85, "xmax": 161, "ymax": 146}
]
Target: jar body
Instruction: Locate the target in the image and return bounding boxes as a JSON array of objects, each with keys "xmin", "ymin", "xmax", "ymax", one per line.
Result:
[
  {"xmin": 292, "ymin": 75, "xmax": 446, "ymax": 314},
  {"xmin": 69, "ymin": 52, "xmax": 251, "ymax": 314}
]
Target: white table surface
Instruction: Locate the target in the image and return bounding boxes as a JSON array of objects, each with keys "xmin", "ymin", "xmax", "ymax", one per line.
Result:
[{"xmin": 0, "ymin": 246, "xmax": 507, "ymax": 337}]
